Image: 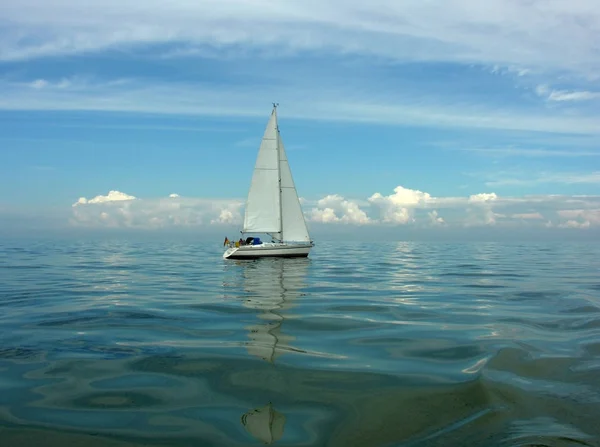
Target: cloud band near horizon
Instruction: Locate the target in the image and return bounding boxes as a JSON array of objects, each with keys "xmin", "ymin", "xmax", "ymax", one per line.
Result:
[{"xmin": 69, "ymin": 188, "xmax": 600, "ymax": 230}]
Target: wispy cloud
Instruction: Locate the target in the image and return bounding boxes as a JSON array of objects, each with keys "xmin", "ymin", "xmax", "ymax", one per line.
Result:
[
  {"xmin": 548, "ymin": 90, "xmax": 600, "ymax": 102},
  {"xmin": 2, "ymin": 76, "xmax": 600, "ymax": 135},
  {"xmin": 490, "ymin": 65, "xmax": 532, "ymax": 77},
  {"xmin": 21, "ymin": 76, "xmax": 131, "ymax": 91},
  {"xmin": 1, "ymin": 0, "xmax": 599, "ymax": 78},
  {"xmin": 484, "ymin": 171, "xmax": 600, "ymax": 187},
  {"xmin": 30, "ymin": 79, "xmax": 49, "ymax": 89},
  {"xmin": 1, "ymin": 1, "xmax": 600, "ymax": 135},
  {"xmin": 536, "ymin": 84, "xmax": 600, "ymax": 102},
  {"xmin": 458, "ymin": 147, "xmax": 600, "ymax": 157}
]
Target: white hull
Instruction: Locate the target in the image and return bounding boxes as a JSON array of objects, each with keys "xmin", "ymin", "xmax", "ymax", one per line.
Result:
[{"xmin": 223, "ymin": 242, "xmax": 312, "ymax": 260}]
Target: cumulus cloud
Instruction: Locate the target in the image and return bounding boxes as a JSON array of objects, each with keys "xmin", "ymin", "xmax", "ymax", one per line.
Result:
[
  {"xmin": 366, "ymin": 186, "xmax": 432, "ymax": 224},
  {"xmin": 73, "ymin": 190, "xmax": 136, "ymax": 206},
  {"xmin": 428, "ymin": 210, "xmax": 445, "ymax": 226},
  {"xmin": 71, "ymin": 191, "xmax": 243, "ymax": 228},
  {"xmin": 556, "ymin": 209, "xmax": 600, "ymax": 229},
  {"xmin": 468, "ymin": 193, "xmax": 498, "ymax": 203},
  {"xmin": 211, "ymin": 209, "xmax": 238, "ymax": 225},
  {"xmin": 558, "ymin": 220, "xmax": 591, "ymax": 229},
  {"xmin": 307, "ymin": 186, "xmax": 600, "ymax": 229},
  {"xmin": 69, "ymin": 188, "xmax": 600, "ymax": 230},
  {"xmin": 309, "ymin": 194, "xmax": 371, "ymax": 225}
]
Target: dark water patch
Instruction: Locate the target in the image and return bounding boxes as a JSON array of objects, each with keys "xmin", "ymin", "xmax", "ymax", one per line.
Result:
[
  {"xmin": 563, "ymin": 305, "xmax": 600, "ymax": 314},
  {"xmin": 464, "ymin": 283, "xmax": 508, "ymax": 289},
  {"xmin": 456, "ymin": 263, "xmax": 483, "ymax": 269},
  {"xmin": 186, "ymin": 303, "xmax": 257, "ymax": 315},
  {"xmin": 91, "ymin": 374, "xmax": 183, "ymax": 391},
  {"xmin": 581, "ymin": 341, "xmax": 600, "ymax": 356},
  {"xmin": 511, "ymin": 290, "xmax": 565, "ymax": 301},
  {"xmin": 327, "ymin": 304, "xmax": 390, "ymax": 313},
  {"xmin": 35, "ymin": 311, "xmax": 176, "ymax": 329},
  {"xmin": 441, "ymin": 271, "xmax": 527, "ymax": 279},
  {"xmin": 0, "ymin": 347, "xmax": 45, "ymax": 362},
  {"xmin": 1, "ymin": 264, "xmax": 46, "ymax": 270},
  {"xmin": 69, "ymin": 391, "xmax": 164, "ymax": 410}
]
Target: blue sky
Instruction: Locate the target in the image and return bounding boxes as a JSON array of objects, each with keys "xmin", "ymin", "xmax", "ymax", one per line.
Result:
[{"xmin": 1, "ymin": 0, "xmax": 599, "ymax": 234}]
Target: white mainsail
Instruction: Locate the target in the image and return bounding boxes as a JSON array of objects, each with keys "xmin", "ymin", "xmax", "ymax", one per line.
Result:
[
  {"xmin": 242, "ymin": 106, "xmax": 310, "ymax": 243},
  {"xmin": 243, "ymin": 109, "xmax": 281, "ymax": 234}
]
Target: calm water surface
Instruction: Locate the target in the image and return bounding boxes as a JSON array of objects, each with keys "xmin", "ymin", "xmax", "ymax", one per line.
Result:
[{"xmin": 1, "ymin": 238, "xmax": 600, "ymax": 446}]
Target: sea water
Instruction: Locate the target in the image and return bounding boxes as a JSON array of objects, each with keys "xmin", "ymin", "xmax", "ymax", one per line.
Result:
[{"xmin": 1, "ymin": 237, "xmax": 599, "ymax": 446}]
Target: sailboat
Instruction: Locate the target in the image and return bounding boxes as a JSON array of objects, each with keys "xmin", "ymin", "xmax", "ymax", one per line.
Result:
[{"xmin": 223, "ymin": 105, "xmax": 313, "ymax": 260}]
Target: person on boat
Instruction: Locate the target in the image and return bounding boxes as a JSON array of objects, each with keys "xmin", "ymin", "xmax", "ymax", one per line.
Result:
[{"xmin": 239, "ymin": 238, "xmax": 245, "ymax": 246}]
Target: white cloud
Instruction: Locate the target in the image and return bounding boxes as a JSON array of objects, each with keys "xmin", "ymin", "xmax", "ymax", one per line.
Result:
[
  {"xmin": 69, "ymin": 188, "xmax": 600, "ymax": 230},
  {"xmin": 485, "ymin": 171, "xmax": 600, "ymax": 187},
  {"xmin": 548, "ymin": 90, "xmax": 600, "ymax": 102},
  {"xmin": 309, "ymin": 194, "xmax": 371, "ymax": 225},
  {"xmin": 210, "ymin": 209, "xmax": 239, "ymax": 225},
  {"xmin": 1, "ymin": 0, "xmax": 599, "ymax": 77},
  {"xmin": 558, "ymin": 209, "xmax": 600, "ymax": 226},
  {"xmin": 0, "ymin": 2, "xmax": 599, "ymax": 136},
  {"xmin": 558, "ymin": 220, "xmax": 591, "ymax": 229},
  {"xmin": 24, "ymin": 76, "xmax": 109, "ymax": 91},
  {"xmin": 370, "ymin": 186, "xmax": 432, "ymax": 206},
  {"xmin": 309, "ymin": 207, "xmax": 339, "ymax": 224},
  {"xmin": 3, "ymin": 75, "xmax": 599, "ymax": 135},
  {"xmin": 463, "ymin": 193, "xmax": 498, "ymax": 227},
  {"xmin": 169, "ymin": 193, "xmax": 180, "ymax": 198},
  {"xmin": 428, "ymin": 210, "xmax": 445, "ymax": 226},
  {"xmin": 536, "ymin": 84, "xmax": 600, "ymax": 102},
  {"xmin": 468, "ymin": 193, "xmax": 498, "ymax": 203},
  {"xmin": 458, "ymin": 147, "xmax": 600, "ymax": 158},
  {"xmin": 512, "ymin": 212, "xmax": 544, "ymax": 220},
  {"xmin": 71, "ymin": 190, "xmax": 243, "ymax": 228},
  {"xmin": 30, "ymin": 79, "xmax": 48, "ymax": 89},
  {"xmin": 491, "ymin": 66, "xmax": 532, "ymax": 77},
  {"xmin": 367, "ymin": 186, "xmax": 433, "ymax": 224},
  {"xmin": 535, "ymin": 84, "xmax": 550, "ymax": 97},
  {"xmin": 73, "ymin": 190, "xmax": 136, "ymax": 206}
]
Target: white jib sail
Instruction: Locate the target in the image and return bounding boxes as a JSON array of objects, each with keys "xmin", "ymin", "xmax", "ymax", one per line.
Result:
[{"xmin": 278, "ymin": 130, "xmax": 311, "ymax": 242}]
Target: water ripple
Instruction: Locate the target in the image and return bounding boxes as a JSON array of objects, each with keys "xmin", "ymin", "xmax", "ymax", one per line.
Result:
[{"xmin": 1, "ymin": 238, "xmax": 600, "ymax": 446}]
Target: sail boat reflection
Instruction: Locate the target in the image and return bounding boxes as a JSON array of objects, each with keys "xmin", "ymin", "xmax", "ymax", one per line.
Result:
[
  {"xmin": 236, "ymin": 257, "xmax": 309, "ymax": 444},
  {"xmin": 241, "ymin": 402, "xmax": 286, "ymax": 445},
  {"xmin": 240, "ymin": 257, "xmax": 309, "ymax": 363}
]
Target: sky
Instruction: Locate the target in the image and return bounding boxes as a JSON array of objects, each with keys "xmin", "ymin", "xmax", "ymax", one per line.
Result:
[{"xmin": 1, "ymin": 0, "xmax": 599, "ymax": 238}]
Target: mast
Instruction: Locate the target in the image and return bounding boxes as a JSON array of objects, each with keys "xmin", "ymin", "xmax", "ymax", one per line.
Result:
[{"xmin": 274, "ymin": 103, "xmax": 284, "ymax": 242}]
